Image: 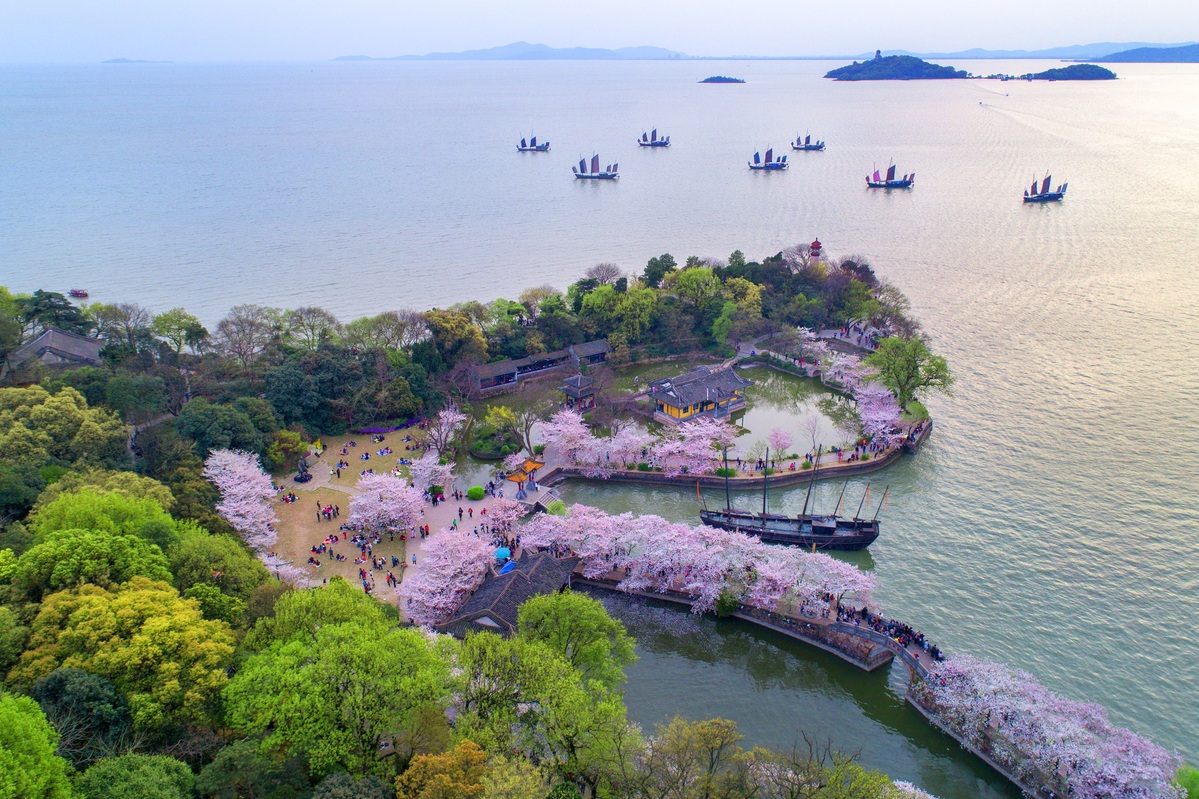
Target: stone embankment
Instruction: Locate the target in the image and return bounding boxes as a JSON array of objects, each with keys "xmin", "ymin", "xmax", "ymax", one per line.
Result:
[{"xmin": 574, "ymin": 577, "xmax": 1042, "ymax": 798}]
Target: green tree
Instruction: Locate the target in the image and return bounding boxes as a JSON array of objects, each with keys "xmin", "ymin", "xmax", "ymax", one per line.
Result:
[
  {"xmin": 480, "ymin": 755, "xmax": 550, "ymax": 799},
  {"xmin": 16, "ymin": 290, "xmax": 88, "ymax": 336},
  {"xmin": 0, "ymin": 386, "xmax": 127, "ymax": 468},
  {"xmin": 313, "ymin": 771, "xmax": 396, "ymax": 799},
  {"xmin": 0, "ymin": 462, "xmax": 45, "ymax": 525},
  {"xmin": 176, "ymin": 398, "xmax": 264, "ymax": 457},
  {"xmin": 31, "ymin": 668, "xmax": 133, "ymax": 768},
  {"xmin": 7, "ymin": 527, "xmax": 172, "ymax": 602},
  {"xmin": 0, "ymin": 606, "xmax": 29, "ymax": 675},
  {"xmin": 267, "ymin": 430, "xmax": 309, "ymax": 470},
  {"xmin": 517, "ymin": 590, "xmax": 636, "ymax": 691},
  {"xmin": 641, "ymin": 253, "xmax": 677, "ymax": 289},
  {"xmin": 225, "ymin": 619, "xmax": 450, "ymax": 779},
  {"xmin": 395, "ymin": 739, "xmax": 486, "ymax": 799},
  {"xmin": 30, "ymin": 489, "xmax": 175, "ymax": 543},
  {"xmin": 75, "ymin": 753, "xmax": 195, "ymax": 799},
  {"xmin": 425, "ymin": 309, "xmax": 487, "ymax": 366},
  {"xmin": 183, "ymin": 583, "xmax": 247, "ymax": 626},
  {"xmin": 151, "ymin": 308, "xmax": 206, "ymax": 354},
  {"xmin": 673, "ymin": 267, "xmax": 724, "ymax": 314},
  {"xmin": 34, "ymin": 469, "xmax": 175, "ymax": 514},
  {"xmin": 196, "ymin": 738, "xmax": 311, "ymax": 799},
  {"xmin": 865, "ymin": 337, "xmax": 954, "ymax": 410},
  {"xmin": 9, "ymin": 577, "xmax": 235, "ymax": 732},
  {"xmin": 1177, "ymin": 766, "xmax": 1199, "ymax": 799},
  {"xmin": 167, "ymin": 526, "xmax": 268, "ymax": 602},
  {"xmin": 242, "ymin": 578, "xmax": 387, "ymax": 650},
  {"xmin": 0, "ymin": 690, "xmax": 74, "ymax": 799}
]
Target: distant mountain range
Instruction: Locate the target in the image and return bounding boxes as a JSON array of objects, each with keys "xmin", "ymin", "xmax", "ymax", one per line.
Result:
[
  {"xmin": 336, "ymin": 40, "xmax": 1196, "ymax": 62},
  {"xmin": 874, "ymin": 42, "xmax": 1195, "ymax": 60},
  {"xmin": 335, "ymin": 42, "xmax": 685, "ymax": 61},
  {"xmin": 1091, "ymin": 43, "xmax": 1199, "ymax": 62}
]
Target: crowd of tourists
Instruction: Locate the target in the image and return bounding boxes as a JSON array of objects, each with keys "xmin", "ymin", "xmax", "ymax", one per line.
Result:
[{"xmin": 837, "ymin": 604, "xmax": 944, "ymax": 663}]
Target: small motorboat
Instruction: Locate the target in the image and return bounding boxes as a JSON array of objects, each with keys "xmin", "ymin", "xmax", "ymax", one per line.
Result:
[{"xmin": 68, "ymin": 289, "xmax": 89, "ymax": 298}]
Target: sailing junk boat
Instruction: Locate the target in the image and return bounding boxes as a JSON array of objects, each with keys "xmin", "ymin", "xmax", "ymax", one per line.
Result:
[
  {"xmin": 517, "ymin": 135, "xmax": 550, "ymax": 152},
  {"xmin": 698, "ymin": 447, "xmax": 882, "ymax": 551},
  {"xmin": 638, "ymin": 128, "xmax": 670, "ymax": 147},
  {"xmin": 573, "ymin": 155, "xmax": 619, "ymax": 180},
  {"xmin": 1023, "ymin": 174, "xmax": 1067, "ymax": 203},
  {"xmin": 748, "ymin": 148, "xmax": 788, "ymax": 170},
  {"xmin": 792, "ymin": 133, "xmax": 825, "ymax": 151},
  {"xmin": 866, "ymin": 163, "xmax": 914, "ymax": 188}
]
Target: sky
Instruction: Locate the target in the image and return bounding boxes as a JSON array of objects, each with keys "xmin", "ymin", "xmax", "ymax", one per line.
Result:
[{"xmin": 1, "ymin": 0, "xmax": 1196, "ymax": 63}]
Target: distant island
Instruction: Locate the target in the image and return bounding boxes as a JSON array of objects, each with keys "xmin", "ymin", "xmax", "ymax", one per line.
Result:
[
  {"xmin": 1029, "ymin": 64, "xmax": 1117, "ymax": 80},
  {"xmin": 1093, "ymin": 43, "xmax": 1199, "ymax": 62},
  {"xmin": 335, "ymin": 41, "xmax": 685, "ymax": 61},
  {"xmin": 102, "ymin": 58, "xmax": 171, "ymax": 64},
  {"xmin": 699, "ymin": 76, "xmax": 745, "ymax": 83},
  {"xmin": 333, "ymin": 40, "xmax": 1196, "ymax": 62},
  {"xmin": 825, "ymin": 52, "xmax": 969, "ymax": 81}
]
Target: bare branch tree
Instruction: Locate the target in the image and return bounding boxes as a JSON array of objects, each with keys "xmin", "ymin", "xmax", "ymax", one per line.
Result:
[{"xmin": 585, "ymin": 262, "xmax": 623, "ymax": 285}]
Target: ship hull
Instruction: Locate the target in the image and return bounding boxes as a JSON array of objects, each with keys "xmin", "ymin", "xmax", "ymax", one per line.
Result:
[
  {"xmin": 867, "ymin": 180, "xmax": 914, "ymax": 188},
  {"xmin": 638, "ymin": 141, "xmax": 670, "ymax": 147},
  {"xmin": 699, "ymin": 509, "xmax": 880, "ymax": 551},
  {"xmin": 574, "ymin": 173, "xmax": 619, "ymax": 180},
  {"xmin": 792, "ymin": 144, "xmax": 825, "ymax": 151},
  {"xmin": 518, "ymin": 145, "xmax": 550, "ymax": 152},
  {"xmin": 1023, "ymin": 193, "xmax": 1064, "ymax": 203},
  {"xmin": 749, "ymin": 164, "xmax": 788, "ymax": 170}
]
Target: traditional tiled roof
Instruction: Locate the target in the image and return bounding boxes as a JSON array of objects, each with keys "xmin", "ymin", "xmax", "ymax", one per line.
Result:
[
  {"xmin": 558, "ymin": 374, "xmax": 596, "ymax": 399},
  {"xmin": 648, "ymin": 366, "xmax": 751, "ymax": 409},
  {"xmin": 571, "ymin": 340, "xmax": 611, "ymax": 358},
  {"xmin": 436, "ymin": 551, "xmax": 580, "ymax": 638},
  {"xmin": 473, "ymin": 360, "xmax": 519, "ymax": 381},
  {"xmin": 7, "ymin": 328, "xmax": 104, "ymax": 372}
]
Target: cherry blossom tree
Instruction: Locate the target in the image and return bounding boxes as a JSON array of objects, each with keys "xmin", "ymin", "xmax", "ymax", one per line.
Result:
[
  {"xmin": 485, "ymin": 497, "xmax": 525, "ymax": 531},
  {"xmin": 798, "ymin": 327, "xmax": 831, "ymax": 363},
  {"xmin": 501, "ymin": 451, "xmax": 528, "ymax": 474},
  {"xmin": 398, "ymin": 530, "xmax": 494, "ymax": 626},
  {"xmin": 519, "ymin": 505, "xmax": 875, "ymax": 615},
  {"xmin": 203, "ymin": 449, "xmax": 279, "ymax": 552},
  {"xmin": 538, "ymin": 409, "xmax": 594, "ymax": 466},
  {"xmin": 915, "ymin": 654, "xmax": 1182, "ymax": 799},
  {"xmin": 408, "ymin": 450, "xmax": 456, "ymax": 493},
  {"xmin": 653, "ymin": 416, "xmax": 739, "ymax": 477},
  {"xmin": 607, "ymin": 426, "xmax": 654, "ymax": 467},
  {"xmin": 425, "ymin": 405, "xmax": 466, "ymax": 456},
  {"xmin": 767, "ymin": 427, "xmax": 793, "ymax": 458},
  {"xmin": 892, "ymin": 782, "xmax": 940, "ymax": 799},
  {"xmin": 347, "ymin": 473, "xmax": 424, "ymax": 534},
  {"xmin": 855, "ymin": 381, "xmax": 905, "ymax": 447}
]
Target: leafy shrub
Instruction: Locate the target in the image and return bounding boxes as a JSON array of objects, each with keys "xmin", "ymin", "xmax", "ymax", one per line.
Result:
[
  {"xmin": 466, "ymin": 486, "xmax": 485, "ymax": 501},
  {"xmin": 533, "ymin": 444, "xmax": 546, "ymax": 456},
  {"xmin": 637, "ymin": 463, "xmax": 652, "ymax": 472},
  {"xmin": 861, "ymin": 454, "xmax": 871, "ymax": 462},
  {"xmin": 714, "ymin": 467, "xmax": 736, "ymax": 478},
  {"xmin": 545, "ymin": 500, "xmax": 567, "ymax": 516},
  {"xmin": 714, "ymin": 589, "xmax": 740, "ymax": 617},
  {"xmin": 800, "ymin": 461, "xmax": 813, "ymax": 470}
]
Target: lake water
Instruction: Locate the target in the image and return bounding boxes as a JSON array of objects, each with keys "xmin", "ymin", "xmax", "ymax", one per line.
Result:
[{"xmin": 3, "ymin": 60, "xmax": 1197, "ymax": 784}]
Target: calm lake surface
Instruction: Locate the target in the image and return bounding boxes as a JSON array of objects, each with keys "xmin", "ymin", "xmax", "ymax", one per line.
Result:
[{"xmin": 3, "ymin": 60, "xmax": 1197, "ymax": 786}]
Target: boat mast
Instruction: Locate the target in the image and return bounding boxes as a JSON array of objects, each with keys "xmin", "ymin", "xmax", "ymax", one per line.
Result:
[
  {"xmin": 854, "ymin": 483, "xmax": 870, "ymax": 520},
  {"xmin": 801, "ymin": 446, "xmax": 822, "ymax": 517},
  {"xmin": 761, "ymin": 445, "xmax": 769, "ymax": 516},
  {"xmin": 871, "ymin": 486, "xmax": 890, "ymax": 521},
  {"xmin": 834, "ymin": 482, "xmax": 848, "ymax": 517},
  {"xmin": 723, "ymin": 447, "xmax": 732, "ymax": 512}
]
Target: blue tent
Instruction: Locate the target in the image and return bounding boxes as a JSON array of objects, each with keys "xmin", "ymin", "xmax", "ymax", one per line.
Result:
[{"xmin": 494, "ymin": 547, "xmax": 511, "ymax": 560}]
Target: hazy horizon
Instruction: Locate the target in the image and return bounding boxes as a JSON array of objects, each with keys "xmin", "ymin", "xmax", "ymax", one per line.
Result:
[{"xmin": 1, "ymin": 0, "xmax": 1196, "ymax": 63}]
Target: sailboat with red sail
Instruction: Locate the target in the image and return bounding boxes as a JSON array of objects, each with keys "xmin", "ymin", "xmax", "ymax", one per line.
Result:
[
  {"xmin": 748, "ymin": 148, "xmax": 788, "ymax": 170},
  {"xmin": 572, "ymin": 154, "xmax": 619, "ymax": 180},
  {"xmin": 866, "ymin": 162, "xmax": 914, "ymax": 188},
  {"xmin": 1023, "ymin": 173, "xmax": 1067, "ymax": 202}
]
